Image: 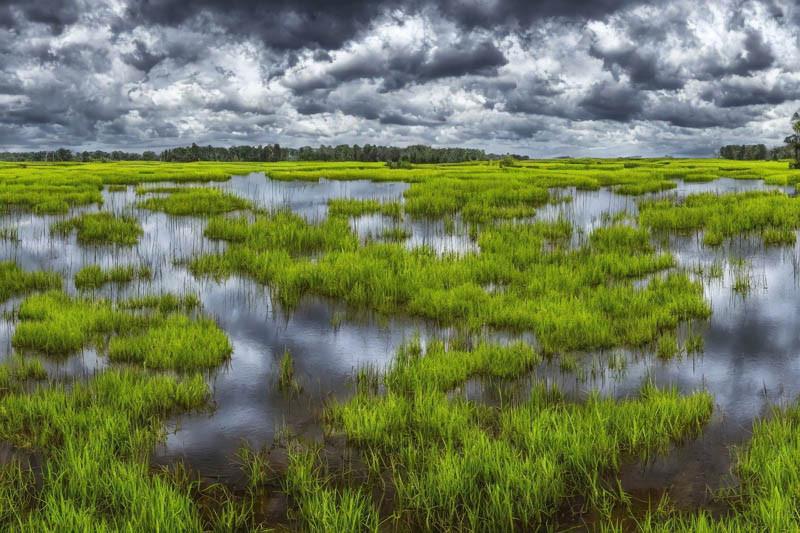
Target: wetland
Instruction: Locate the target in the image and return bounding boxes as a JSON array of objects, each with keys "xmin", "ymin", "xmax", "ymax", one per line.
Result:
[{"xmin": 2, "ymin": 158, "xmax": 800, "ymax": 530}]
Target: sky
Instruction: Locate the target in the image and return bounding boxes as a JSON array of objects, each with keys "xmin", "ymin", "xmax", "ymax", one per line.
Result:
[{"xmin": 1, "ymin": 0, "xmax": 799, "ymax": 157}]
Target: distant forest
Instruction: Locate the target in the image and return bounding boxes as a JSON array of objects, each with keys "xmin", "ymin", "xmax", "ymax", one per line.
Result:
[
  {"xmin": 719, "ymin": 144, "xmax": 793, "ymax": 160},
  {"xmin": 0, "ymin": 143, "xmax": 518, "ymax": 164}
]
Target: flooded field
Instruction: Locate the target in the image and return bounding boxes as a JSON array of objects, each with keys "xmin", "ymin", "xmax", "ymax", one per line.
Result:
[{"xmin": 3, "ymin": 159, "xmax": 800, "ymax": 530}]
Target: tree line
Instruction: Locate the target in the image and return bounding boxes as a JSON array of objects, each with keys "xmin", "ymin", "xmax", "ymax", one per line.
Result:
[
  {"xmin": 721, "ymin": 112, "xmax": 800, "ymax": 163},
  {"xmin": 718, "ymin": 144, "xmax": 793, "ymax": 160},
  {"xmin": 0, "ymin": 143, "xmax": 520, "ymax": 164}
]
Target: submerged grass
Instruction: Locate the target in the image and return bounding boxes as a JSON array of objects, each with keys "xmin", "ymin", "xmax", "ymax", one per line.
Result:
[
  {"xmin": 327, "ymin": 198, "xmax": 402, "ymax": 219},
  {"xmin": 0, "ymin": 356, "xmax": 47, "ymax": 391},
  {"xmin": 0, "ymin": 227, "xmax": 19, "ymax": 241},
  {"xmin": 136, "ymin": 187, "xmax": 252, "ymax": 216},
  {"xmin": 379, "ymin": 225, "xmax": 411, "ymax": 241},
  {"xmin": 0, "ymin": 262, "xmax": 61, "ymax": 302},
  {"xmin": 51, "ymin": 212, "xmax": 143, "ymax": 246},
  {"xmin": 277, "ymin": 349, "xmax": 301, "ymax": 394},
  {"xmin": 74, "ymin": 264, "xmax": 152, "ymax": 291}
]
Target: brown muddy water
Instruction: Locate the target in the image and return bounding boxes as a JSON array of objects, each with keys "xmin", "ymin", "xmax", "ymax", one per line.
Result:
[{"xmin": 1, "ymin": 173, "xmax": 798, "ymax": 518}]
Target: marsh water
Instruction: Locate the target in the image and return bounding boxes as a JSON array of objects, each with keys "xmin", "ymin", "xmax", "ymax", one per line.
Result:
[{"xmin": 1, "ymin": 173, "xmax": 798, "ymax": 512}]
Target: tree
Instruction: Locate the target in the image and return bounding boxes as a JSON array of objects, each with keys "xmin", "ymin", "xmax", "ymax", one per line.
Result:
[{"xmin": 785, "ymin": 111, "xmax": 800, "ymax": 169}]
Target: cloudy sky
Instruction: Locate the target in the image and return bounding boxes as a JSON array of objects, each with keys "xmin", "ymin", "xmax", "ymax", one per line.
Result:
[{"xmin": 1, "ymin": 0, "xmax": 799, "ymax": 156}]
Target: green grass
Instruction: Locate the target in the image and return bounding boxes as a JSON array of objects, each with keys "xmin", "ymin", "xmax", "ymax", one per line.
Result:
[
  {"xmin": 13, "ymin": 291, "xmax": 229, "ymax": 370},
  {"xmin": 136, "ymin": 187, "xmax": 252, "ymax": 216},
  {"xmin": 203, "ymin": 209, "xmax": 358, "ymax": 256},
  {"xmin": 0, "ymin": 262, "xmax": 61, "ymax": 302},
  {"xmin": 284, "ymin": 443, "xmax": 379, "ymax": 531},
  {"xmin": 108, "ymin": 314, "xmax": 232, "ymax": 370},
  {"xmin": 329, "ymin": 339, "xmax": 712, "ymax": 531},
  {"xmin": 12, "ymin": 291, "xmax": 150, "ymax": 356},
  {"xmin": 0, "ymin": 356, "xmax": 47, "ymax": 391},
  {"xmin": 0, "ymin": 227, "xmax": 19, "ymax": 241},
  {"xmin": 0, "ymin": 174, "xmax": 103, "ymax": 214},
  {"xmin": 51, "ymin": 212, "xmax": 143, "ymax": 246},
  {"xmin": 616, "ymin": 180, "xmax": 677, "ymax": 195},
  {"xmin": 277, "ymin": 349, "xmax": 300, "ymax": 393},
  {"xmin": 656, "ymin": 332, "xmax": 679, "ymax": 359},
  {"xmin": 6, "ymin": 158, "xmax": 800, "ymax": 529},
  {"xmin": 637, "ymin": 399, "xmax": 800, "ymax": 531},
  {"xmin": 639, "ymin": 191, "xmax": 800, "ymax": 247},
  {"xmin": 327, "ymin": 198, "xmax": 402, "ymax": 219},
  {"xmin": 380, "ymin": 225, "xmax": 411, "ymax": 241},
  {"xmin": 0, "ymin": 369, "xmax": 209, "ymax": 531},
  {"xmin": 118, "ymin": 293, "xmax": 201, "ymax": 313},
  {"xmin": 74, "ymin": 264, "xmax": 152, "ymax": 291},
  {"xmin": 193, "ymin": 219, "xmax": 707, "ymax": 353}
]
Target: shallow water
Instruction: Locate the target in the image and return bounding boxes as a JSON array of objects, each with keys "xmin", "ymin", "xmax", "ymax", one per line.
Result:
[
  {"xmin": 1, "ymin": 173, "xmax": 799, "ymax": 509},
  {"xmin": 0, "ymin": 175, "xmax": 442, "ymax": 482}
]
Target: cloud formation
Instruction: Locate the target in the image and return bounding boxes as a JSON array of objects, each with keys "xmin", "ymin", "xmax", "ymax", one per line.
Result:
[{"xmin": 1, "ymin": 0, "xmax": 799, "ymax": 156}]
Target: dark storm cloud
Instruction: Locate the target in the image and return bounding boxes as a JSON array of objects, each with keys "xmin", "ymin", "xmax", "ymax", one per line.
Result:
[
  {"xmin": 0, "ymin": 0, "xmax": 80, "ymax": 31},
  {"xmin": 644, "ymin": 100, "xmax": 756, "ymax": 129},
  {"xmin": 435, "ymin": 0, "xmax": 645, "ymax": 29},
  {"xmin": 699, "ymin": 30, "xmax": 775, "ymax": 79},
  {"xmin": 704, "ymin": 77, "xmax": 800, "ymax": 108},
  {"xmin": 578, "ymin": 81, "xmax": 644, "ymax": 121},
  {"xmin": 285, "ymin": 39, "xmax": 507, "ymax": 95},
  {"xmin": 1, "ymin": 0, "xmax": 799, "ymax": 156},
  {"xmin": 588, "ymin": 46, "xmax": 684, "ymax": 91},
  {"xmin": 120, "ymin": 0, "xmax": 651, "ymax": 55},
  {"xmin": 124, "ymin": 0, "xmax": 396, "ymax": 51},
  {"xmin": 122, "ymin": 40, "xmax": 166, "ymax": 73},
  {"xmin": 419, "ymin": 40, "xmax": 507, "ymax": 79}
]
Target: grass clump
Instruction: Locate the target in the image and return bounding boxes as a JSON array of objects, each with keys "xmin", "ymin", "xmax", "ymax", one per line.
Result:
[
  {"xmin": 762, "ymin": 227, "xmax": 796, "ymax": 246},
  {"xmin": 380, "ymin": 226, "xmax": 411, "ymax": 241},
  {"xmin": 137, "ymin": 187, "xmax": 252, "ymax": 216},
  {"xmin": 656, "ymin": 332, "xmax": 679, "ymax": 359},
  {"xmin": 640, "ymin": 399, "xmax": 800, "ymax": 531},
  {"xmin": 387, "ymin": 340, "xmax": 541, "ymax": 393},
  {"xmin": 639, "ymin": 191, "xmax": 800, "ymax": 247},
  {"xmin": 0, "ymin": 356, "xmax": 47, "ymax": 391},
  {"xmin": 13, "ymin": 291, "xmax": 228, "ymax": 370},
  {"xmin": 0, "ymin": 369, "xmax": 210, "ymax": 531},
  {"xmin": 118, "ymin": 293, "xmax": 201, "ymax": 313},
  {"xmin": 108, "ymin": 314, "xmax": 232, "ymax": 370},
  {"xmin": 0, "ymin": 262, "xmax": 61, "ymax": 302},
  {"xmin": 277, "ymin": 349, "xmax": 301, "ymax": 394},
  {"xmin": 0, "ymin": 174, "xmax": 103, "ymax": 214},
  {"xmin": 194, "ymin": 217, "xmax": 706, "ymax": 353},
  {"xmin": 616, "ymin": 180, "xmax": 677, "ymax": 195},
  {"xmin": 284, "ymin": 444, "xmax": 379, "ymax": 531},
  {"xmin": 12, "ymin": 291, "xmax": 148, "ymax": 356},
  {"xmin": 51, "ymin": 212, "xmax": 143, "ymax": 246},
  {"xmin": 327, "ymin": 198, "xmax": 402, "ymax": 219},
  {"xmin": 329, "ymin": 339, "xmax": 713, "ymax": 531},
  {"xmin": 74, "ymin": 264, "xmax": 152, "ymax": 291},
  {"xmin": 203, "ymin": 210, "xmax": 358, "ymax": 255}
]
